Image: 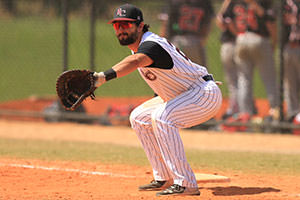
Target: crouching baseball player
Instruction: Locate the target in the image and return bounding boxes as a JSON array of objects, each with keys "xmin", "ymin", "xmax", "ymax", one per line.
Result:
[{"xmin": 93, "ymin": 4, "xmax": 222, "ymax": 196}]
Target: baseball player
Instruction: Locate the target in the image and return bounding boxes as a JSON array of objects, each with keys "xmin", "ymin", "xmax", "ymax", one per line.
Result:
[
  {"xmin": 93, "ymin": 4, "xmax": 222, "ymax": 196},
  {"xmin": 234, "ymin": 0, "xmax": 279, "ymax": 120},
  {"xmin": 283, "ymin": 0, "xmax": 300, "ymax": 122},
  {"xmin": 159, "ymin": 0, "xmax": 214, "ymax": 68},
  {"xmin": 216, "ymin": 0, "xmax": 239, "ymax": 119},
  {"xmin": 216, "ymin": 0, "xmax": 257, "ymax": 119}
]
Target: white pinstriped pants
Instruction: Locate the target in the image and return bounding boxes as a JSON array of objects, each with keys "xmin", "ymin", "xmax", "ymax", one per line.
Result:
[{"xmin": 130, "ymin": 81, "xmax": 222, "ymax": 188}]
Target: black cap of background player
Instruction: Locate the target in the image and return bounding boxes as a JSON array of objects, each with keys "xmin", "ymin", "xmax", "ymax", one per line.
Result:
[{"xmin": 108, "ymin": 4, "xmax": 143, "ymax": 24}]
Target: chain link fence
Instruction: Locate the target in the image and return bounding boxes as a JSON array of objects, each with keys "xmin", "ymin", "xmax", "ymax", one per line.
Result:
[{"xmin": 1, "ymin": 0, "xmax": 299, "ymax": 133}]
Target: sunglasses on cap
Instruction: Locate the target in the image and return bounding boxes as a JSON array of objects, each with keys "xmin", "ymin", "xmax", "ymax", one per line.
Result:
[{"xmin": 113, "ymin": 21, "xmax": 135, "ymax": 30}]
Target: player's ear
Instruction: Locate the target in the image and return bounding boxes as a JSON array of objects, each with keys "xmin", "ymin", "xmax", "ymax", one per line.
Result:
[{"xmin": 137, "ymin": 22, "xmax": 144, "ymax": 32}]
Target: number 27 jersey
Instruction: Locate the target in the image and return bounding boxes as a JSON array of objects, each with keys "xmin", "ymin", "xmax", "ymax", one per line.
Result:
[{"xmin": 135, "ymin": 31, "xmax": 209, "ymax": 102}]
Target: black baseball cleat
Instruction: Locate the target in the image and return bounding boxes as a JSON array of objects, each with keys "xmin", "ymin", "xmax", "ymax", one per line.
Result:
[
  {"xmin": 156, "ymin": 184, "xmax": 200, "ymax": 196},
  {"xmin": 138, "ymin": 180, "xmax": 172, "ymax": 191}
]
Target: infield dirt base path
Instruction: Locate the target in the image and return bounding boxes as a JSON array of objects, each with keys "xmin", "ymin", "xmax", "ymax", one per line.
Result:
[{"xmin": 0, "ymin": 119, "xmax": 300, "ymax": 200}]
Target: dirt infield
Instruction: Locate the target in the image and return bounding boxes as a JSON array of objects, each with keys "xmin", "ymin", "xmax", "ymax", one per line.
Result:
[
  {"xmin": 1, "ymin": 119, "xmax": 300, "ymax": 200},
  {"xmin": 0, "ymin": 97, "xmax": 299, "ymax": 199}
]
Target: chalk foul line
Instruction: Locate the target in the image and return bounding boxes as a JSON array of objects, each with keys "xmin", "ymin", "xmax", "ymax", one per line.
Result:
[{"xmin": 0, "ymin": 163, "xmax": 135, "ymax": 178}]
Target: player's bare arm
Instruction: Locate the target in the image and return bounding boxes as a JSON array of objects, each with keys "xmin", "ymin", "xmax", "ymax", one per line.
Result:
[
  {"xmin": 216, "ymin": 0, "xmax": 239, "ymax": 36},
  {"xmin": 216, "ymin": 0, "xmax": 232, "ymax": 30},
  {"xmin": 244, "ymin": 0, "xmax": 264, "ymax": 17},
  {"xmin": 112, "ymin": 53, "xmax": 153, "ymax": 77},
  {"xmin": 94, "ymin": 53, "xmax": 153, "ymax": 87}
]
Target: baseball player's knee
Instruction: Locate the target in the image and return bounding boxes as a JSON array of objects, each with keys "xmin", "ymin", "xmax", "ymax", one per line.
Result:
[
  {"xmin": 151, "ymin": 108, "xmax": 172, "ymax": 128},
  {"xmin": 129, "ymin": 114, "xmax": 136, "ymax": 129},
  {"xmin": 129, "ymin": 110, "xmax": 140, "ymax": 129},
  {"xmin": 129, "ymin": 109, "xmax": 151, "ymax": 129}
]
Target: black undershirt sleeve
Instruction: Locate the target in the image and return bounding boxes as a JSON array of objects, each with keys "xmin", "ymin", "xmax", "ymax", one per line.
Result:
[{"xmin": 137, "ymin": 41, "xmax": 174, "ymax": 69}]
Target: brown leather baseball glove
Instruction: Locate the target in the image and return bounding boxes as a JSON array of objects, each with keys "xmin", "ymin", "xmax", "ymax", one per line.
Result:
[{"xmin": 56, "ymin": 69, "xmax": 97, "ymax": 111}]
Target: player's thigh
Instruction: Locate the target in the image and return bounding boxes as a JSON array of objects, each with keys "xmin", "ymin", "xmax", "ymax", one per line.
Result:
[
  {"xmin": 284, "ymin": 45, "xmax": 300, "ymax": 76},
  {"xmin": 130, "ymin": 96, "xmax": 164, "ymax": 125},
  {"xmin": 221, "ymin": 42, "xmax": 238, "ymax": 82},
  {"xmin": 256, "ymin": 41, "xmax": 276, "ymax": 81},
  {"xmin": 152, "ymin": 82, "xmax": 222, "ymax": 128},
  {"xmin": 221, "ymin": 42, "xmax": 235, "ymax": 65}
]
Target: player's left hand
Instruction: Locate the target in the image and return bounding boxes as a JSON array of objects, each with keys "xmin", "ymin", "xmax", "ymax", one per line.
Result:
[{"xmin": 56, "ymin": 69, "xmax": 97, "ymax": 111}]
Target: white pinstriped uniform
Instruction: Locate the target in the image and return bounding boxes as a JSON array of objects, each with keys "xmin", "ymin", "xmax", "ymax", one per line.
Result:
[{"xmin": 130, "ymin": 32, "xmax": 222, "ymax": 188}]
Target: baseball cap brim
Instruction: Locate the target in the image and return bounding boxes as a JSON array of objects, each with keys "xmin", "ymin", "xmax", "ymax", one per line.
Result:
[{"xmin": 107, "ymin": 18, "xmax": 137, "ymax": 24}]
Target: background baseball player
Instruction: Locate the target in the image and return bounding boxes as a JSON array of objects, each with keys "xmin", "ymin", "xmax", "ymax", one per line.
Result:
[
  {"xmin": 216, "ymin": 0, "xmax": 239, "ymax": 119},
  {"xmin": 93, "ymin": 4, "xmax": 222, "ymax": 196},
  {"xmin": 158, "ymin": 0, "xmax": 214, "ymax": 68},
  {"xmin": 216, "ymin": 0, "xmax": 257, "ymax": 120},
  {"xmin": 283, "ymin": 0, "xmax": 300, "ymax": 122},
  {"xmin": 234, "ymin": 0, "xmax": 279, "ymax": 121}
]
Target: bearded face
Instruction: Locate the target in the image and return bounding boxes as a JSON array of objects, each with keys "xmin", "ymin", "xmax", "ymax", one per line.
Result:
[
  {"xmin": 113, "ymin": 21, "xmax": 139, "ymax": 46},
  {"xmin": 117, "ymin": 30, "xmax": 139, "ymax": 45}
]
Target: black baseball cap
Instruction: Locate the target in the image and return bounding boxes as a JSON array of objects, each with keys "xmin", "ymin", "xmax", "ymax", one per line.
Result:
[{"xmin": 108, "ymin": 4, "xmax": 143, "ymax": 24}]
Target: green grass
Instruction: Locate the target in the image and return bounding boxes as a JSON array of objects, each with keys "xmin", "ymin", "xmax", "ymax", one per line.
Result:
[
  {"xmin": 0, "ymin": 137, "xmax": 299, "ymax": 176},
  {"xmin": 0, "ymin": 17, "xmax": 154, "ymax": 102},
  {"xmin": 0, "ymin": 16, "xmax": 271, "ymax": 102},
  {"xmin": 188, "ymin": 149, "xmax": 300, "ymax": 175}
]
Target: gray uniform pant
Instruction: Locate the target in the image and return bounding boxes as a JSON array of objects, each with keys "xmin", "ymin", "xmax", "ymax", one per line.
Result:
[
  {"xmin": 284, "ymin": 44, "xmax": 300, "ymax": 119},
  {"xmin": 171, "ymin": 35, "xmax": 207, "ymax": 67},
  {"xmin": 235, "ymin": 32, "xmax": 279, "ymax": 114},
  {"xmin": 220, "ymin": 41, "xmax": 239, "ymax": 114}
]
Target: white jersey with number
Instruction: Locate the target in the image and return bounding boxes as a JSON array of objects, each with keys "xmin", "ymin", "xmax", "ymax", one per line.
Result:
[
  {"xmin": 129, "ymin": 31, "xmax": 222, "ymax": 188},
  {"xmin": 136, "ymin": 32, "xmax": 209, "ymax": 101}
]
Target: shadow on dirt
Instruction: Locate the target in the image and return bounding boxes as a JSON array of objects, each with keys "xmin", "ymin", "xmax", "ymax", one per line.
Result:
[{"xmin": 205, "ymin": 186, "xmax": 281, "ymax": 196}]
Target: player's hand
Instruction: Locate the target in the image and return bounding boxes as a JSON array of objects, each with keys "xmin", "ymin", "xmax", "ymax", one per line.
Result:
[
  {"xmin": 93, "ymin": 72, "xmax": 106, "ymax": 87},
  {"xmin": 244, "ymin": 0, "xmax": 264, "ymax": 16}
]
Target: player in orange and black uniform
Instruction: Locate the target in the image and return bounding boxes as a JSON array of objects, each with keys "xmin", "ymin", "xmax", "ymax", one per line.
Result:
[
  {"xmin": 234, "ymin": 0, "xmax": 279, "ymax": 121},
  {"xmin": 217, "ymin": 0, "xmax": 258, "ymax": 120},
  {"xmin": 283, "ymin": 0, "xmax": 300, "ymax": 122},
  {"xmin": 159, "ymin": 0, "xmax": 214, "ymax": 68},
  {"xmin": 216, "ymin": 0, "xmax": 241, "ymax": 119}
]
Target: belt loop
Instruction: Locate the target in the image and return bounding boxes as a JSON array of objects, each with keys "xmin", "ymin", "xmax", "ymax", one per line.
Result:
[{"xmin": 202, "ymin": 74, "xmax": 214, "ymax": 82}]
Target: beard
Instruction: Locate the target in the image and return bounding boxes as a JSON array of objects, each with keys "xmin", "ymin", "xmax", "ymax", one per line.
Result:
[{"xmin": 117, "ymin": 32, "xmax": 138, "ymax": 46}]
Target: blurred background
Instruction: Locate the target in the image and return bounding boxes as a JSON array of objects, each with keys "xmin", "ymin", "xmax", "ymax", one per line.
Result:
[{"xmin": 0, "ymin": 0, "xmax": 299, "ymax": 134}]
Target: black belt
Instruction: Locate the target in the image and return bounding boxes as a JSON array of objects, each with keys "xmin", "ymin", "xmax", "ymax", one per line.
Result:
[{"xmin": 202, "ymin": 74, "xmax": 214, "ymax": 82}]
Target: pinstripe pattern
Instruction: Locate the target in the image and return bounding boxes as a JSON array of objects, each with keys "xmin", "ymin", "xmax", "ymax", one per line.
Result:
[
  {"xmin": 138, "ymin": 32, "xmax": 208, "ymax": 102},
  {"xmin": 130, "ymin": 31, "xmax": 222, "ymax": 188},
  {"xmin": 130, "ymin": 97, "xmax": 172, "ymax": 181},
  {"xmin": 130, "ymin": 83, "xmax": 222, "ymax": 188}
]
